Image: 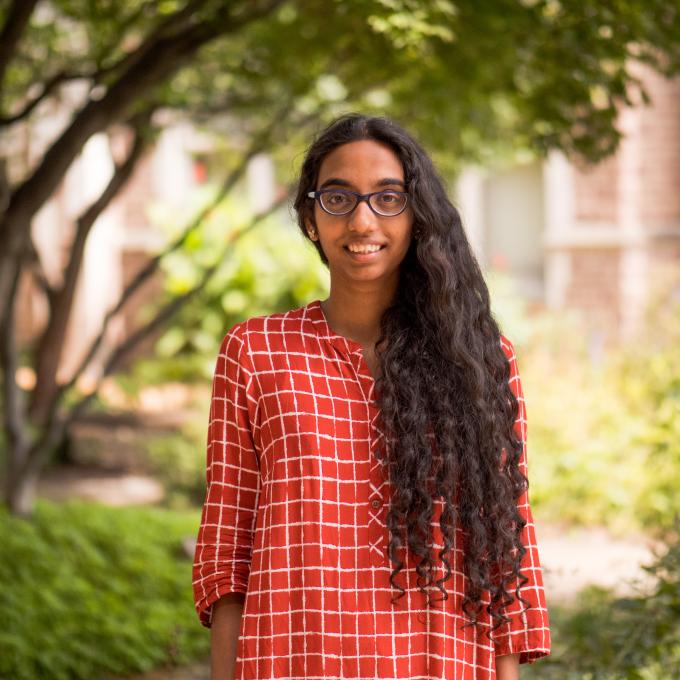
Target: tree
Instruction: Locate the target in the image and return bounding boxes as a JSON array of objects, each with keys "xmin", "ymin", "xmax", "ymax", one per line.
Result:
[{"xmin": 1, "ymin": 0, "xmax": 678, "ymax": 515}]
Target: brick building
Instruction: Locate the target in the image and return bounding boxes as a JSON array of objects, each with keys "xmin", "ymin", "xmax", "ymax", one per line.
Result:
[{"xmin": 458, "ymin": 65, "xmax": 680, "ymax": 351}]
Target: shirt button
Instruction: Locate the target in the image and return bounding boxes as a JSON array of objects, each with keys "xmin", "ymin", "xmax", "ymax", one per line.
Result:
[{"xmin": 371, "ymin": 499, "xmax": 382, "ymax": 509}]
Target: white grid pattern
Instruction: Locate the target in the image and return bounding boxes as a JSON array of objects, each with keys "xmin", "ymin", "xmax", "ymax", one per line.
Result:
[{"xmin": 192, "ymin": 299, "xmax": 551, "ymax": 678}]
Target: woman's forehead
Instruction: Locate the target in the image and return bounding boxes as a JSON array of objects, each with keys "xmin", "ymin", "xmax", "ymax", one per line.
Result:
[{"xmin": 317, "ymin": 140, "xmax": 404, "ymax": 185}]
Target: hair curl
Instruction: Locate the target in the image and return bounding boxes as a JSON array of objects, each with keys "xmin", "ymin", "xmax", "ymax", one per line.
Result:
[{"xmin": 292, "ymin": 113, "xmax": 531, "ymax": 638}]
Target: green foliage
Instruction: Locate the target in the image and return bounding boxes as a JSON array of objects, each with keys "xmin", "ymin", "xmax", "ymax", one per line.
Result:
[
  {"xmin": 3, "ymin": 1, "xmax": 680, "ymax": 171},
  {"xmin": 225, "ymin": 0, "xmax": 680, "ymax": 167},
  {"xmin": 0, "ymin": 501, "xmax": 207, "ymax": 680},
  {"xmin": 612, "ymin": 274, "xmax": 680, "ymax": 531},
  {"xmin": 523, "ymin": 533, "xmax": 680, "ymax": 679},
  {"xmin": 488, "ymin": 269, "xmax": 680, "ymax": 535},
  {"xmin": 145, "ymin": 424, "xmax": 208, "ymax": 510},
  {"xmin": 118, "ymin": 194, "xmax": 329, "ymax": 388}
]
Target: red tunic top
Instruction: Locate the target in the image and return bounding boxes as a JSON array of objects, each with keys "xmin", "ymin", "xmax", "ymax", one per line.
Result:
[{"xmin": 192, "ymin": 298, "xmax": 551, "ymax": 679}]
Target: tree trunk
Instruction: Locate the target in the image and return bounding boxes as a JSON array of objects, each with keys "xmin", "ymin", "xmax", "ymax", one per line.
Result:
[
  {"xmin": 0, "ymin": 21, "xmax": 218, "ymax": 324},
  {"xmin": 0, "ymin": 0, "xmax": 40, "ymax": 89},
  {"xmin": 29, "ymin": 122, "xmax": 149, "ymax": 425},
  {"xmin": 6, "ymin": 473, "xmax": 39, "ymax": 517},
  {"xmin": 4, "ymin": 441, "xmax": 39, "ymax": 517}
]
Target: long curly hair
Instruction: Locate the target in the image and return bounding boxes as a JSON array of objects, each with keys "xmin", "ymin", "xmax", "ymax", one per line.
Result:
[{"xmin": 292, "ymin": 113, "xmax": 531, "ymax": 637}]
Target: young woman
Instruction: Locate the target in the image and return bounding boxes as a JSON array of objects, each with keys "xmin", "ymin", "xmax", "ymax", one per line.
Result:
[{"xmin": 193, "ymin": 114, "xmax": 551, "ymax": 680}]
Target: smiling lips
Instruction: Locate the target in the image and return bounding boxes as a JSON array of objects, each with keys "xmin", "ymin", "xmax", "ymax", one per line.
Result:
[{"xmin": 344, "ymin": 242, "xmax": 386, "ymax": 254}]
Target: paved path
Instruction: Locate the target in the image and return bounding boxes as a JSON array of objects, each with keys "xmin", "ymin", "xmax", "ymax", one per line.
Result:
[
  {"xmin": 536, "ymin": 519, "xmax": 661, "ymax": 603},
  {"xmin": 122, "ymin": 663, "xmax": 209, "ymax": 680}
]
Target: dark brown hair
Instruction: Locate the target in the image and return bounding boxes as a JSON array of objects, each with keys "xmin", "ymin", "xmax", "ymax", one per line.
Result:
[{"xmin": 293, "ymin": 113, "xmax": 531, "ymax": 637}]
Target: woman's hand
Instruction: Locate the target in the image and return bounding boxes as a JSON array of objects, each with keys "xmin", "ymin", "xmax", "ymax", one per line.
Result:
[
  {"xmin": 210, "ymin": 592, "xmax": 246, "ymax": 680},
  {"xmin": 496, "ymin": 652, "xmax": 520, "ymax": 680}
]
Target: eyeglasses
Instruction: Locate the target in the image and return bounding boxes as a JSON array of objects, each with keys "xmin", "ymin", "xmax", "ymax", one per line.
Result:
[{"xmin": 307, "ymin": 188, "xmax": 409, "ymax": 217}]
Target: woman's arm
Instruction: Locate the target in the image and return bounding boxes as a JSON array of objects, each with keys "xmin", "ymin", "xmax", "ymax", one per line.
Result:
[
  {"xmin": 193, "ymin": 327, "xmax": 260, "ymax": 627},
  {"xmin": 490, "ymin": 337, "xmax": 552, "ymax": 665},
  {"xmin": 210, "ymin": 592, "xmax": 246, "ymax": 680},
  {"xmin": 496, "ymin": 652, "xmax": 520, "ymax": 680}
]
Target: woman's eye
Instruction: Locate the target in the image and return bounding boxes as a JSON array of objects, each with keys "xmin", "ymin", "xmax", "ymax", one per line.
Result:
[
  {"xmin": 378, "ymin": 192, "xmax": 398, "ymax": 204},
  {"xmin": 327, "ymin": 192, "xmax": 350, "ymax": 205}
]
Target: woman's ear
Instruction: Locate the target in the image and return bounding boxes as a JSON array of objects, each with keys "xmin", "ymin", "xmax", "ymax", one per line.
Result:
[{"xmin": 305, "ymin": 216, "xmax": 318, "ymax": 241}]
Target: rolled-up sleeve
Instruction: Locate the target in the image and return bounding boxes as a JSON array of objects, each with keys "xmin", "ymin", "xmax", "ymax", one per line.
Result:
[
  {"xmin": 192, "ymin": 327, "xmax": 261, "ymax": 628},
  {"xmin": 492, "ymin": 337, "xmax": 551, "ymax": 664}
]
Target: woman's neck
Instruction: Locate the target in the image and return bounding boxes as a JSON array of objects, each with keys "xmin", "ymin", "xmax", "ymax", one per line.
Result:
[{"xmin": 321, "ymin": 286, "xmax": 395, "ymax": 347}]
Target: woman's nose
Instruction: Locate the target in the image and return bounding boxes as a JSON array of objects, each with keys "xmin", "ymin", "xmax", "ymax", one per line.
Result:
[{"xmin": 347, "ymin": 199, "xmax": 377, "ymax": 231}]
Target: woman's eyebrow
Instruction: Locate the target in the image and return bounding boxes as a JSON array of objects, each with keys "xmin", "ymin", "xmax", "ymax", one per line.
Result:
[
  {"xmin": 318, "ymin": 177, "xmax": 405, "ymax": 189},
  {"xmin": 377, "ymin": 178, "xmax": 405, "ymax": 188},
  {"xmin": 319, "ymin": 177, "xmax": 353, "ymax": 189}
]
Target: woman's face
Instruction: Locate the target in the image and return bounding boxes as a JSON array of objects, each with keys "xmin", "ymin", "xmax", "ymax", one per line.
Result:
[{"xmin": 308, "ymin": 139, "xmax": 414, "ymax": 288}]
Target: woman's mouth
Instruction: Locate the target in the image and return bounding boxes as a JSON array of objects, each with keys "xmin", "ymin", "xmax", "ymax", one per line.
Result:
[{"xmin": 343, "ymin": 244, "xmax": 386, "ymax": 262}]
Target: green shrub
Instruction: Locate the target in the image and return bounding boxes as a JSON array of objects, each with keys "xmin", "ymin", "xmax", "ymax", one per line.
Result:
[
  {"xmin": 0, "ymin": 501, "xmax": 207, "ymax": 680},
  {"xmin": 145, "ymin": 425, "xmax": 208, "ymax": 510},
  {"xmin": 524, "ymin": 532, "xmax": 680, "ymax": 679},
  {"xmin": 518, "ymin": 270, "xmax": 680, "ymax": 535},
  {"xmin": 117, "ymin": 200, "xmax": 329, "ymax": 391}
]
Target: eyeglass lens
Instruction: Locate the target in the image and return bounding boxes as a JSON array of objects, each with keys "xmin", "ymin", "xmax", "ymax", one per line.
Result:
[{"xmin": 320, "ymin": 190, "xmax": 406, "ymax": 215}]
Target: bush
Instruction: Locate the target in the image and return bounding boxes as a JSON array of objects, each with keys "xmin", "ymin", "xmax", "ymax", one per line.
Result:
[
  {"xmin": 145, "ymin": 424, "xmax": 208, "ymax": 509},
  {"xmin": 524, "ymin": 532, "xmax": 680, "ymax": 679},
  {"xmin": 117, "ymin": 199, "xmax": 329, "ymax": 390},
  {"xmin": 0, "ymin": 501, "xmax": 207, "ymax": 680},
  {"xmin": 518, "ymin": 270, "xmax": 680, "ymax": 535}
]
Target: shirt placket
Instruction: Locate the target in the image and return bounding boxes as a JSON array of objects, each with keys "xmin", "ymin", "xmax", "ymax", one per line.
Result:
[
  {"xmin": 316, "ymin": 301, "xmax": 391, "ymax": 568},
  {"xmin": 345, "ymin": 345, "xmax": 389, "ymax": 567}
]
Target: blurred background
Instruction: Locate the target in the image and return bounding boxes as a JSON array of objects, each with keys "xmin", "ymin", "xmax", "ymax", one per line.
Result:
[{"xmin": 0, "ymin": 1, "xmax": 678, "ymax": 678}]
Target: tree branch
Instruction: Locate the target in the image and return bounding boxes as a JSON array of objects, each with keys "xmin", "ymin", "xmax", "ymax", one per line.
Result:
[
  {"xmin": 20, "ymin": 189, "xmax": 290, "ymax": 484},
  {"xmin": 57, "ymin": 108, "xmax": 292, "ymax": 396},
  {"xmin": 0, "ymin": 0, "xmax": 285, "ymax": 242},
  {"xmin": 59, "ymin": 156, "xmax": 250, "ymax": 386},
  {"xmin": 0, "ymin": 157, "xmax": 9, "ymax": 213},
  {"xmin": 0, "ymin": 70, "xmax": 99, "ymax": 127},
  {"xmin": 0, "ymin": 250, "xmax": 29, "ymax": 480},
  {"xmin": 0, "ymin": 0, "xmax": 284, "ymax": 326},
  {"xmin": 28, "ymin": 111, "xmax": 154, "ymax": 425},
  {"xmin": 0, "ymin": 0, "xmax": 40, "ymax": 92},
  {"xmin": 24, "ymin": 238, "xmax": 55, "ymax": 303},
  {"xmin": 68, "ymin": 190, "xmax": 290, "ymax": 424},
  {"xmin": 98, "ymin": 0, "xmax": 213, "ymax": 84}
]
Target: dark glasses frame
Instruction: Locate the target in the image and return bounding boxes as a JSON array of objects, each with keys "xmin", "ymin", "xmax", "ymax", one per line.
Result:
[{"xmin": 307, "ymin": 188, "xmax": 409, "ymax": 217}]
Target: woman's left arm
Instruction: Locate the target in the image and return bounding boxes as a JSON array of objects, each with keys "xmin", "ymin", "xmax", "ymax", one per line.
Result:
[
  {"xmin": 491, "ymin": 337, "xmax": 552, "ymax": 665},
  {"xmin": 496, "ymin": 653, "xmax": 520, "ymax": 680}
]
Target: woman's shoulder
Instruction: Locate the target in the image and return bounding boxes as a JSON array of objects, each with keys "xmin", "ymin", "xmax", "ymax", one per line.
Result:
[
  {"xmin": 499, "ymin": 334, "xmax": 524, "ymax": 378},
  {"xmin": 498, "ymin": 333, "xmax": 524, "ymax": 387},
  {"xmin": 217, "ymin": 301, "xmax": 314, "ymax": 355},
  {"xmin": 499, "ymin": 333, "xmax": 516, "ymax": 361}
]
